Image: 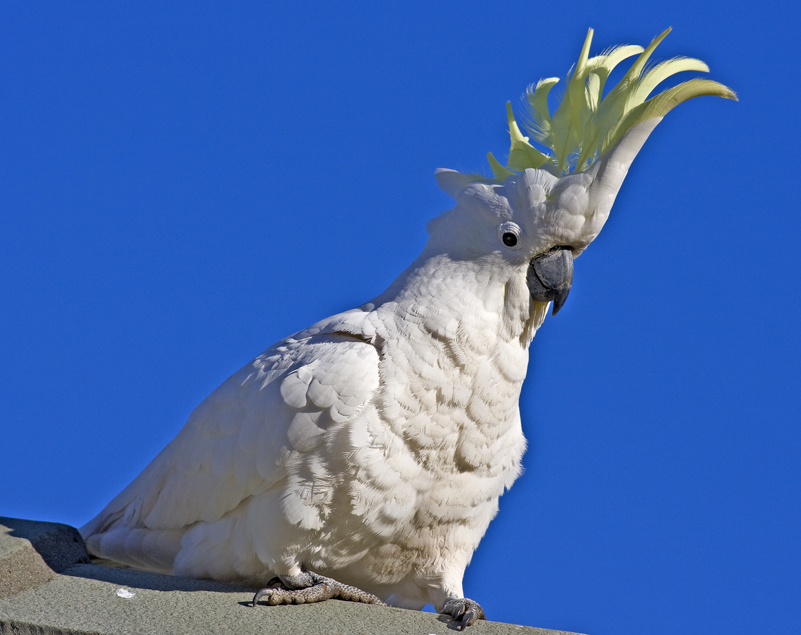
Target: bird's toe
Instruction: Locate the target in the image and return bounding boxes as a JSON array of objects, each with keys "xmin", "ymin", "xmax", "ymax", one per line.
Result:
[
  {"xmin": 252, "ymin": 569, "xmax": 387, "ymax": 607},
  {"xmin": 442, "ymin": 597, "xmax": 486, "ymax": 630}
]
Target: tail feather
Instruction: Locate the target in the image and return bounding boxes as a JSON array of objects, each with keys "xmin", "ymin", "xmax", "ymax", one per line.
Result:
[{"xmin": 83, "ymin": 526, "xmax": 183, "ymax": 574}]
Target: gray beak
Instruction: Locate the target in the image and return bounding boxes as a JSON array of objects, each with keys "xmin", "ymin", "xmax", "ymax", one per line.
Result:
[{"xmin": 527, "ymin": 247, "xmax": 574, "ymax": 316}]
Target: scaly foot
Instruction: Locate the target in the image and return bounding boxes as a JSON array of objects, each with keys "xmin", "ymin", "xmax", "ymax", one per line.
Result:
[
  {"xmin": 442, "ymin": 596, "xmax": 486, "ymax": 630},
  {"xmin": 252, "ymin": 569, "xmax": 387, "ymax": 607}
]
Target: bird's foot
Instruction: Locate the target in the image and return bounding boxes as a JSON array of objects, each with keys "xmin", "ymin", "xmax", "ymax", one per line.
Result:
[
  {"xmin": 252, "ymin": 569, "xmax": 387, "ymax": 607},
  {"xmin": 441, "ymin": 596, "xmax": 486, "ymax": 630}
]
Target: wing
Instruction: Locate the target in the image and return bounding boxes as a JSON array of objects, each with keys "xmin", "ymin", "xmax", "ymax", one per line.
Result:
[{"xmin": 81, "ymin": 309, "xmax": 381, "ymax": 569}]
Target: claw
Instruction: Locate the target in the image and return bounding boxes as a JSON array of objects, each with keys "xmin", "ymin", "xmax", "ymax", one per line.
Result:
[
  {"xmin": 442, "ymin": 597, "xmax": 486, "ymax": 630},
  {"xmin": 252, "ymin": 587, "xmax": 274, "ymax": 607},
  {"xmin": 459, "ymin": 607, "xmax": 481, "ymax": 630}
]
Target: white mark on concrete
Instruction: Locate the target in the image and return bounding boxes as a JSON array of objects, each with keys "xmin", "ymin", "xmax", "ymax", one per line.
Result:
[{"xmin": 116, "ymin": 588, "xmax": 136, "ymax": 599}]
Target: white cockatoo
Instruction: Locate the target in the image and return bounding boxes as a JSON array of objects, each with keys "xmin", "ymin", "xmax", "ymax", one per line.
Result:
[{"xmin": 81, "ymin": 28, "xmax": 734, "ymax": 629}]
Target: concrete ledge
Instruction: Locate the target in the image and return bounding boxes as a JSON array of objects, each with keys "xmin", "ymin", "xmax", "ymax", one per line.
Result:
[
  {"xmin": 0, "ymin": 517, "xmax": 584, "ymax": 635},
  {"xmin": 0, "ymin": 517, "xmax": 90, "ymax": 599}
]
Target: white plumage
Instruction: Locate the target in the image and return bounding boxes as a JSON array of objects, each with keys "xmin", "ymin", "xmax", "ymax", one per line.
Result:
[{"xmin": 81, "ymin": 28, "xmax": 734, "ymax": 624}]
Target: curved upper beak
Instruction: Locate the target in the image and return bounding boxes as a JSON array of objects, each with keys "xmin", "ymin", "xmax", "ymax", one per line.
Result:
[{"xmin": 526, "ymin": 247, "xmax": 574, "ymax": 316}]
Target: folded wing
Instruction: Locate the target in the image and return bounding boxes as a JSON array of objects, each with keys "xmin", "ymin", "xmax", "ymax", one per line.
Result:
[{"xmin": 81, "ymin": 311, "xmax": 381, "ymax": 574}]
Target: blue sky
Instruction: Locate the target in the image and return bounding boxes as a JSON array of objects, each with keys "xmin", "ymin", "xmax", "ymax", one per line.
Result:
[{"xmin": 1, "ymin": 2, "xmax": 799, "ymax": 634}]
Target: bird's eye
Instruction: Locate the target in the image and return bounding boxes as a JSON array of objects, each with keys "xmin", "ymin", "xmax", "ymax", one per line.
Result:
[
  {"xmin": 498, "ymin": 222, "xmax": 522, "ymax": 249},
  {"xmin": 502, "ymin": 232, "xmax": 518, "ymax": 247}
]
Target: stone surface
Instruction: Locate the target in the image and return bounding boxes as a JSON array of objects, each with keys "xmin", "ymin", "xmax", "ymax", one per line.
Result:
[
  {"xmin": 0, "ymin": 517, "xmax": 90, "ymax": 599},
  {"xmin": 0, "ymin": 518, "xmax": 585, "ymax": 635}
]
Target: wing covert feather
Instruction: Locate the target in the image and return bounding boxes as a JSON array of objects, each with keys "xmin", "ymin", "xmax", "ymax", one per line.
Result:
[{"xmin": 82, "ymin": 318, "xmax": 380, "ymax": 546}]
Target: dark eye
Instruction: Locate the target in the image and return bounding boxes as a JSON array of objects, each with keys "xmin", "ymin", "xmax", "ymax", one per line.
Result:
[{"xmin": 502, "ymin": 232, "xmax": 518, "ymax": 247}]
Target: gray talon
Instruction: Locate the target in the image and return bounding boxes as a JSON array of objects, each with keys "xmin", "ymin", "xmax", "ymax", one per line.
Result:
[
  {"xmin": 442, "ymin": 597, "xmax": 486, "ymax": 630},
  {"xmin": 252, "ymin": 588, "xmax": 273, "ymax": 607}
]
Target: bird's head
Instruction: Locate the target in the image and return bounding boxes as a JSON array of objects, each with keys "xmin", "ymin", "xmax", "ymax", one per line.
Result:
[{"xmin": 426, "ymin": 27, "xmax": 735, "ymax": 317}]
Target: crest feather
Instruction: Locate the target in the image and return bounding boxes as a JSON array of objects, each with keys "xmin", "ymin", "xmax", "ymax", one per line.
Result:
[{"xmin": 492, "ymin": 27, "xmax": 736, "ymax": 178}]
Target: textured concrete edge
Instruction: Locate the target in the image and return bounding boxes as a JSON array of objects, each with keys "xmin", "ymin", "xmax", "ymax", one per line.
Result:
[
  {"xmin": 0, "ymin": 544, "xmax": 56, "ymax": 599},
  {"xmin": 0, "ymin": 518, "xmax": 90, "ymax": 599},
  {"xmin": 0, "ymin": 517, "xmax": 90, "ymax": 572},
  {"xmin": 0, "ymin": 518, "xmax": 587, "ymax": 635},
  {"xmin": 0, "ymin": 618, "xmax": 103, "ymax": 635}
]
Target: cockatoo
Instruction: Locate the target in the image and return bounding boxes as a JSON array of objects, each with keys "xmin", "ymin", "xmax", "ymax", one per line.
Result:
[{"xmin": 81, "ymin": 28, "xmax": 734, "ymax": 629}]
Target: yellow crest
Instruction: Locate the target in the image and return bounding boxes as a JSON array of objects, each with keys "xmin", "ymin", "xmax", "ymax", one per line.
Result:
[{"xmin": 487, "ymin": 28, "xmax": 736, "ymax": 179}]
